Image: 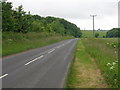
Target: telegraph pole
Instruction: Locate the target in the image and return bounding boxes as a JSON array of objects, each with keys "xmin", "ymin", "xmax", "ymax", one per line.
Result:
[{"xmin": 90, "ymin": 15, "xmax": 97, "ymax": 37}]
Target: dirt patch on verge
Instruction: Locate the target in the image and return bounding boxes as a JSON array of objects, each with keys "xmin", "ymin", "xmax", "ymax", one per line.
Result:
[
  {"xmin": 73, "ymin": 57, "xmax": 108, "ymax": 88},
  {"xmin": 67, "ymin": 39, "xmax": 108, "ymax": 88}
]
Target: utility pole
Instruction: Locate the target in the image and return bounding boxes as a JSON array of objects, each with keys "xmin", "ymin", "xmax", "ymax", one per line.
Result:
[{"xmin": 90, "ymin": 15, "xmax": 97, "ymax": 37}]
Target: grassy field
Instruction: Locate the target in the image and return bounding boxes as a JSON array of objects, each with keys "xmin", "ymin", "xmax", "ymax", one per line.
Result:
[
  {"xmin": 67, "ymin": 38, "xmax": 119, "ymax": 88},
  {"xmin": 81, "ymin": 30, "xmax": 107, "ymax": 38},
  {"xmin": 2, "ymin": 32, "xmax": 73, "ymax": 56}
]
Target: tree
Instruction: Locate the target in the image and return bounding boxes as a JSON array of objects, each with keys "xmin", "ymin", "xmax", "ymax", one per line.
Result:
[
  {"xmin": 51, "ymin": 21, "xmax": 64, "ymax": 35},
  {"xmin": 13, "ymin": 5, "xmax": 32, "ymax": 33},
  {"xmin": 2, "ymin": 2, "xmax": 15, "ymax": 32},
  {"xmin": 95, "ymin": 33, "xmax": 99, "ymax": 38},
  {"xmin": 103, "ymin": 36, "xmax": 106, "ymax": 38},
  {"xmin": 106, "ymin": 28, "xmax": 120, "ymax": 38},
  {"xmin": 14, "ymin": 5, "xmax": 26, "ymax": 33}
]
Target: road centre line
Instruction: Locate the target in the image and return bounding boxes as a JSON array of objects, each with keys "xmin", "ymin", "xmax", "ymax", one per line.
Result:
[
  {"xmin": 25, "ymin": 40, "xmax": 71, "ymax": 65},
  {"xmin": 1, "ymin": 40, "xmax": 73, "ymax": 79},
  {"xmin": 56, "ymin": 46, "xmax": 61, "ymax": 48},
  {"xmin": 0, "ymin": 74, "xmax": 8, "ymax": 79},
  {"xmin": 25, "ymin": 55, "xmax": 44, "ymax": 65},
  {"xmin": 48, "ymin": 49, "xmax": 55, "ymax": 54}
]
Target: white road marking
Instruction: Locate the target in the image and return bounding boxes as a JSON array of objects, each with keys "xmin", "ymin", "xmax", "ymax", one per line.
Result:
[
  {"xmin": 25, "ymin": 55, "xmax": 44, "ymax": 65},
  {"xmin": 25, "ymin": 40, "xmax": 73, "ymax": 65},
  {"xmin": 57, "ymin": 44, "xmax": 65, "ymax": 48},
  {"xmin": 48, "ymin": 49, "xmax": 55, "ymax": 54},
  {"xmin": 0, "ymin": 74, "xmax": 8, "ymax": 79},
  {"xmin": 56, "ymin": 46, "xmax": 60, "ymax": 48},
  {"xmin": 56, "ymin": 45, "xmax": 62, "ymax": 48}
]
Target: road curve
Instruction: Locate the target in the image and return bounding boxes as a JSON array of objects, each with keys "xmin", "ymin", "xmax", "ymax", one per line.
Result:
[{"xmin": 2, "ymin": 38, "xmax": 78, "ymax": 88}]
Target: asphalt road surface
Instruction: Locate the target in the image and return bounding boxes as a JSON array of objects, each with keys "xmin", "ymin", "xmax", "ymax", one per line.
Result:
[{"xmin": 2, "ymin": 38, "xmax": 78, "ymax": 88}]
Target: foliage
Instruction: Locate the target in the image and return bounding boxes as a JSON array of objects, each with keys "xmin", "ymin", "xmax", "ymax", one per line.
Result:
[
  {"xmin": 106, "ymin": 28, "xmax": 120, "ymax": 38},
  {"xmin": 2, "ymin": 2, "xmax": 15, "ymax": 32},
  {"xmin": 2, "ymin": 1, "xmax": 82, "ymax": 37},
  {"xmin": 2, "ymin": 2, "xmax": 32, "ymax": 33},
  {"xmin": 66, "ymin": 39, "xmax": 108, "ymax": 88},
  {"xmin": 82, "ymin": 38, "xmax": 119, "ymax": 88},
  {"xmin": 2, "ymin": 32, "xmax": 73, "ymax": 56},
  {"xmin": 95, "ymin": 33, "xmax": 99, "ymax": 38}
]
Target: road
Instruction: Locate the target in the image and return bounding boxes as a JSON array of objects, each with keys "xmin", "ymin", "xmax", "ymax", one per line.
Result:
[{"xmin": 2, "ymin": 38, "xmax": 78, "ymax": 88}]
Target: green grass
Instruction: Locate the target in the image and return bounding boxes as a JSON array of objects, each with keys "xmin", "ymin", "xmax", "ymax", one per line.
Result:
[
  {"xmin": 82, "ymin": 38, "xmax": 119, "ymax": 88},
  {"xmin": 2, "ymin": 32, "xmax": 73, "ymax": 56},
  {"xmin": 66, "ymin": 39, "xmax": 107, "ymax": 88},
  {"xmin": 81, "ymin": 30, "xmax": 107, "ymax": 38}
]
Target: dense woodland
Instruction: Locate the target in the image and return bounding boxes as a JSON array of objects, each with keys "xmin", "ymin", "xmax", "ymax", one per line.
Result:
[
  {"xmin": 106, "ymin": 28, "xmax": 120, "ymax": 38},
  {"xmin": 2, "ymin": 1, "xmax": 82, "ymax": 37}
]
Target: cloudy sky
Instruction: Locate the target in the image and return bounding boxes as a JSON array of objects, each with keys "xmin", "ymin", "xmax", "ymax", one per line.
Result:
[{"xmin": 8, "ymin": 0, "xmax": 119, "ymax": 30}]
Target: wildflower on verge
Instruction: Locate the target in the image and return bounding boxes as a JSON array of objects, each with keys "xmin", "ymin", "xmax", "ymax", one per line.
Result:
[
  {"xmin": 111, "ymin": 43, "xmax": 114, "ymax": 45},
  {"xmin": 8, "ymin": 39, "xmax": 12, "ymax": 41},
  {"xmin": 110, "ymin": 66, "xmax": 114, "ymax": 70},
  {"xmin": 114, "ymin": 79, "xmax": 117, "ymax": 81},
  {"xmin": 113, "ymin": 45, "xmax": 116, "ymax": 48},
  {"xmin": 112, "ymin": 62, "xmax": 116, "ymax": 65},
  {"xmin": 115, "ymin": 60, "xmax": 118, "ymax": 63},
  {"xmin": 106, "ymin": 63, "xmax": 111, "ymax": 66}
]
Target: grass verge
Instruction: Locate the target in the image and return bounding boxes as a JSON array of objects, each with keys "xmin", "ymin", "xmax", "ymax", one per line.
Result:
[
  {"xmin": 3, "ymin": 32, "xmax": 73, "ymax": 56},
  {"xmin": 66, "ymin": 39, "xmax": 108, "ymax": 88},
  {"xmin": 82, "ymin": 38, "xmax": 119, "ymax": 88}
]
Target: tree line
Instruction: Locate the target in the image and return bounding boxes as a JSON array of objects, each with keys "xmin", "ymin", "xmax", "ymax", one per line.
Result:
[
  {"xmin": 106, "ymin": 28, "xmax": 120, "ymax": 38},
  {"xmin": 2, "ymin": 1, "xmax": 82, "ymax": 38}
]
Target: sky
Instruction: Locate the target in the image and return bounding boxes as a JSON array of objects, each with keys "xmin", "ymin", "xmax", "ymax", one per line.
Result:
[{"xmin": 8, "ymin": 0, "xmax": 119, "ymax": 30}]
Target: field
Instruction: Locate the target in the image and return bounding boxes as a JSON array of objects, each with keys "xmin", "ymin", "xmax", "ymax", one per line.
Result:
[
  {"xmin": 81, "ymin": 30, "xmax": 107, "ymax": 38},
  {"xmin": 2, "ymin": 32, "xmax": 73, "ymax": 56},
  {"xmin": 67, "ymin": 38, "xmax": 119, "ymax": 88}
]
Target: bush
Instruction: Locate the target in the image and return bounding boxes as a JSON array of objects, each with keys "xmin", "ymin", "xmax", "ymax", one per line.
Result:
[
  {"xmin": 106, "ymin": 28, "xmax": 120, "ymax": 38},
  {"xmin": 95, "ymin": 33, "xmax": 99, "ymax": 38}
]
